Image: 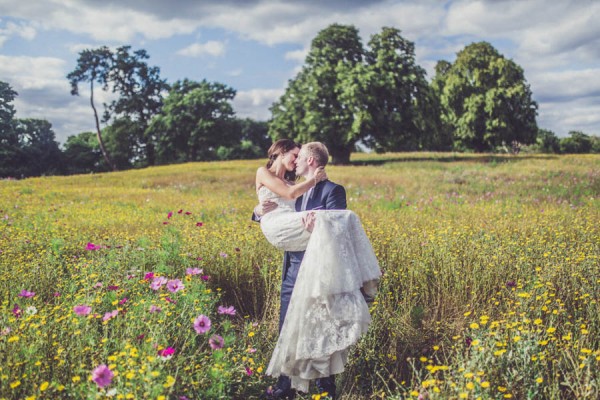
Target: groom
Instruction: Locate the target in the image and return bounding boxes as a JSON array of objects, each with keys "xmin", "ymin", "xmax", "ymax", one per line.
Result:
[{"xmin": 254, "ymin": 141, "xmax": 346, "ymax": 399}]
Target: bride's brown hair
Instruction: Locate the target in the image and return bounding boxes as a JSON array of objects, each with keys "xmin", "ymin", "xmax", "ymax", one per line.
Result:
[{"xmin": 266, "ymin": 138, "xmax": 300, "ymax": 181}]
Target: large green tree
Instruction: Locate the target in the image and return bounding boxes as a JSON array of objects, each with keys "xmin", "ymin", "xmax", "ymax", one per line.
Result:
[
  {"xmin": 0, "ymin": 81, "xmax": 19, "ymax": 177},
  {"xmin": 13, "ymin": 118, "xmax": 63, "ymax": 176},
  {"xmin": 269, "ymin": 24, "xmax": 365, "ymax": 164},
  {"xmin": 147, "ymin": 79, "xmax": 237, "ymax": 164},
  {"xmin": 67, "ymin": 46, "xmax": 169, "ymax": 169},
  {"xmin": 434, "ymin": 42, "xmax": 538, "ymax": 151},
  {"xmin": 106, "ymin": 46, "xmax": 169, "ymax": 166},
  {"xmin": 361, "ymin": 27, "xmax": 444, "ymax": 151},
  {"xmin": 67, "ymin": 47, "xmax": 116, "ymax": 170}
]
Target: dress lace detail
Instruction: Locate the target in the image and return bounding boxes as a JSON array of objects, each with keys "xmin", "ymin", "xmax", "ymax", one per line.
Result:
[{"xmin": 257, "ymin": 186, "xmax": 381, "ymax": 393}]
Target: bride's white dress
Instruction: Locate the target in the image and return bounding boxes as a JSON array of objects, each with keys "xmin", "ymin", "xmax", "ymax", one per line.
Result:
[{"xmin": 258, "ymin": 186, "xmax": 381, "ymax": 393}]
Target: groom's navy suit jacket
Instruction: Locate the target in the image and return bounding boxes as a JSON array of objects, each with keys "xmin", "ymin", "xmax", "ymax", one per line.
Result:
[{"xmin": 280, "ymin": 180, "xmax": 346, "ymax": 330}]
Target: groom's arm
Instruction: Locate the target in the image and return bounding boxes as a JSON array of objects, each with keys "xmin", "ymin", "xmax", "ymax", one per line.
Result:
[{"xmin": 325, "ymin": 185, "xmax": 347, "ymax": 210}]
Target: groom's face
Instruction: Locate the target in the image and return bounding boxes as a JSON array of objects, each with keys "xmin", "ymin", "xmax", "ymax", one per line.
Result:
[{"xmin": 295, "ymin": 148, "xmax": 311, "ymax": 177}]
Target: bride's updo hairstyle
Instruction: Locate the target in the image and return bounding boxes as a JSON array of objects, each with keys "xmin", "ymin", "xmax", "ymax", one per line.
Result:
[{"xmin": 266, "ymin": 138, "xmax": 300, "ymax": 181}]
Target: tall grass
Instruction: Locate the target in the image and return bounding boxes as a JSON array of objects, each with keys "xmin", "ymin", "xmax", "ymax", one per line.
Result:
[{"xmin": 1, "ymin": 153, "xmax": 598, "ymax": 399}]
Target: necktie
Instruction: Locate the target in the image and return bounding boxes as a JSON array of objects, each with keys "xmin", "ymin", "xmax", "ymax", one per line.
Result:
[{"xmin": 301, "ymin": 187, "xmax": 313, "ymax": 211}]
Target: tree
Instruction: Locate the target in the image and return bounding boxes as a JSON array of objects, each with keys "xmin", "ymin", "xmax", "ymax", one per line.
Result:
[
  {"xmin": 67, "ymin": 47, "xmax": 116, "ymax": 170},
  {"xmin": 216, "ymin": 118, "xmax": 270, "ymax": 160},
  {"xmin": 270, "ymin": 24, "xmax": 364, "ymax": 164},
  {"xmin": 361, "ymin": 27, "xmax": 443, "ymax": 151},
  {"xmin": 0, "ymin": 81, "xmax": 19, "ymax": 177},
  {"xmin": 106, "ymin": 46, "xmax": 170, "ymax": 166},
  {"xmin": 559, "ymin": 131, "xmax": 593, "ymax": 154},
  {"xmin": 13, "ymin": 118, "xmax": 63, "ymax": 176},
  {"xmin": 147, "ymin": 79, "xmax": 237, "ymax": 164},
  {"xmin": 67, "ymin": 46, "xmax": 169, "ymax": 169},
  {"xmin": 63, "ymin": 131, "xmax": 103, "ymax": 174},
  {"xmin": 435, "ymin": 42, "xmax": 538, "ymax": 151},
  {"xmin": 535, "ymin": 128, "xmax": 560, "ymax": 153}
]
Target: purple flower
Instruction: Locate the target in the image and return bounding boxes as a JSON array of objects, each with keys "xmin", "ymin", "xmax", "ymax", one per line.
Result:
[
  {"xmin": 86, "ymin": 242, "xmax": 101, "ymax": 251},
  {"xmin": 193, "ymin": 315, "xmax": 211, "ymax": 334},
  {"xmin": 201, "ymin": 275, "xmax": 210, "ymax": 281},
  {"xmin": 186, "ymin": 267, "xmax": 203, "ymax": 276},
  {"xmin": 103, "ymin": 310, "xmax": 118, "ymax": 322},
  {"xmin": 12, "ymin": 304, "xmax": 22, "ymax": 318},
  {"xmin": 18, "ymin": 289, "xmax": 35, "ymax": 298},
  {"xmin": 149, "ymin": 305, "xmax": 162, "ymax": 313},
  {"xmin": 209, "ymin": 334, "xmax": 224, "ymax": 350},
  {"xmin": 73, "ymin": 305, "xmax": 92, "ymax": 316},
  {"xmin": 107, "ymin": 285, "xmax": 119, "ymax": 291},
  {"xmin": 91, "ymin": 364, "xmax": 114, "ymax": 388},
  {"xmin": 150, "ymin": 276, "xmax": 168, "ymax": 290},
  {"xmin": 217, "ymin": 305, "xmax": 236, "ymax": 316},
  {"xmin": 506, "ymin": 280, "xmax": 516, "ymax": 288},
  {"xmin": 157, "ymin": 346, "xmax": 175, "ymax": 358},
  {"xmin": 118, "ymin": 297, "xmax": 128, "ymax": 305},
  {"xmin": 166, "ymin": 279, "xmax": 184, "ymax": 293},
  {"xmin": 144, "ymin": 272, "xmax": 155, "ymax": 281},
  {"xmin": 167, "ymin": 211, "xmax": 173, "ymax": 219},
  {"xmin": 219, "ymin": 252, "xmax": 228, "ymax": 258}
]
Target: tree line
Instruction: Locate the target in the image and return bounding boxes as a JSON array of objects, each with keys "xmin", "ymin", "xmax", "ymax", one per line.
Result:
[{"xmin": 1, "ymin": 24, "xmax": 598, "ymax": 178}]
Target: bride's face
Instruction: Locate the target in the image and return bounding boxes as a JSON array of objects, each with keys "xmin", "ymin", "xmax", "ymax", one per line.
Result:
[{"xmin": 281, "ymin": 147, "xmax": 300, "ymax": 171}]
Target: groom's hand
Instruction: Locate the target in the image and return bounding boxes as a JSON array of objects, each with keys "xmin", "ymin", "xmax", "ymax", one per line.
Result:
[{"xmin": 255, "ymin": 200, "xmax": 278, "ymax": 217}]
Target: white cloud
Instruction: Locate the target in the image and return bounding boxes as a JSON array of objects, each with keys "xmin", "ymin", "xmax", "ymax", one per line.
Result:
[
  {"xmin": 284, "ymin": 49, "xmax": 307, "ymax": 63},
  {"xmin": 177, "ymin": 41, "xmax": 226, "ymax": 57},
  {"xmin": 233, "ymin": 88, "xmax": 283, "ymax": 120}
]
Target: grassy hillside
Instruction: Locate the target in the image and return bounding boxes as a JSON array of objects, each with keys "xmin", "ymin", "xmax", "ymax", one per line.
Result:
[{"xmin": 1, "ymin": 153, "xmax": 598, "ymax": 399}]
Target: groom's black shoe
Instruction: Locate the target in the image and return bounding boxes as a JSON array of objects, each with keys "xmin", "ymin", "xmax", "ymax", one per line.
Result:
[
  {"xmin": 262, "ymin": 376, "xmax": 296, "ymax": 399},
  {"xmin": 315, "ymin": 376, "xmax": 337, "ymax": 399}
]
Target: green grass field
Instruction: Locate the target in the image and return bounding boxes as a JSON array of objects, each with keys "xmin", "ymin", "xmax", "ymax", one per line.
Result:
[{"xmin": 1, "ymin": 153, "xmax": 598, "ymax": 399}]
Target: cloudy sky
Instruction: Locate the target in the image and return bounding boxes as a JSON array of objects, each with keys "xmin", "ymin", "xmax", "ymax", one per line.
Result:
[{"xmin": 1, "ymin": 0, "xmax": 599, "ymax": 144}]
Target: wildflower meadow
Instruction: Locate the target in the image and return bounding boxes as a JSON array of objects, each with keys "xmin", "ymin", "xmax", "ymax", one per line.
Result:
[{"xmin": 0, "ymin": 153, "xmax": 598, "ymax": 399}]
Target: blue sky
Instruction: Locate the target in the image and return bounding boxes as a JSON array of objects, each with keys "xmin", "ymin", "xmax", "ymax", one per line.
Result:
[{"xmin": 1, "ymin": 0, "xmax": 599, "ymax": 143}]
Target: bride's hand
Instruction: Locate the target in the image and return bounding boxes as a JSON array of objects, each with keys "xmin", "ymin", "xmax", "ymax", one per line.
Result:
[{"xmin": 313, "ymin": 167, "xmax": 327, "ymax": 184}]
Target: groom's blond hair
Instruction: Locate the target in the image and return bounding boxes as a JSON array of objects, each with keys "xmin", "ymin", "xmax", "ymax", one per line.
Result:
[{"xmin": 302, "ymin": 142, "xmax": 329, "ymax": 167}]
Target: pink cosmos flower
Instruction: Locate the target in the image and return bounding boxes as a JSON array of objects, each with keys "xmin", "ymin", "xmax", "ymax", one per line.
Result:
[
  {"xmin": 193, "ymin": 314, "xmax": 211, "ymax": 334},
  {"xmin": 150, "ymin": 276, "xmax": 167, "ymax": 290},
  {"xmin": 209, "ymin": 334, "xmax": 224, "ymax": 350},
  {"xmin": 144, "ymin": 272, "xmax": 155, "ymax": 281},
  {"xmin": 149, "ymin": 305, "xmax": 162, "ymax": 313},
  {"xmin": 245, "ymin": 367, "xmax": 253, "ymax": 376},
  {"xmin": 167, "ymin": 211, "xmax": 173, "ymax": 219},
  {"xmin": 186, "ymin": 267, "xmax": 202, "ymax": 276},
  {"xmin": 12, "ymin": 304, "xmax": 22, "ymax": 318},
  {"xmin": 157, "ymin": 346, "xmax": 175, "ymax": 358},
  {"xmin": 86, "ymin": 242, "xmax": 101, "ymax": 251},
  {"xmin": 91, "ymin": 364, "xmax": 114, "ymax": 388},
  {"xmin": 74, "ymin": 305, "xmax": 92, "ymax": 316},
  {"xmin": 118, "ymin": 297, "xmax": 128, "ymax": 305},
  {"xmin": 102, "ymin": 310, "xmax": 118, "ymax": 322},
  {"xmin": 93, "ymin": 282, "xmax": 103, "ymax": 289},
  {"xmin": 53, "ymin": 292, "xmax": 61, "ymax": 297},
  {"xmin": 18, "ymin": 289, "xmax": 35, "ymax": 298},
  {"xmin": 217, "ymin": 305, "xmax": 236, "ymax": 316},
  {"xmin": 166, "ymin": 279, "xmax": 184, "ymax": 293}
]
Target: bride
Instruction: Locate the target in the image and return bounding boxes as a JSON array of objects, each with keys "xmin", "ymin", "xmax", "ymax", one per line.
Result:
[{"xmin": 255, "ymin": 139, "xmax": 381, "ymax": 394}]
